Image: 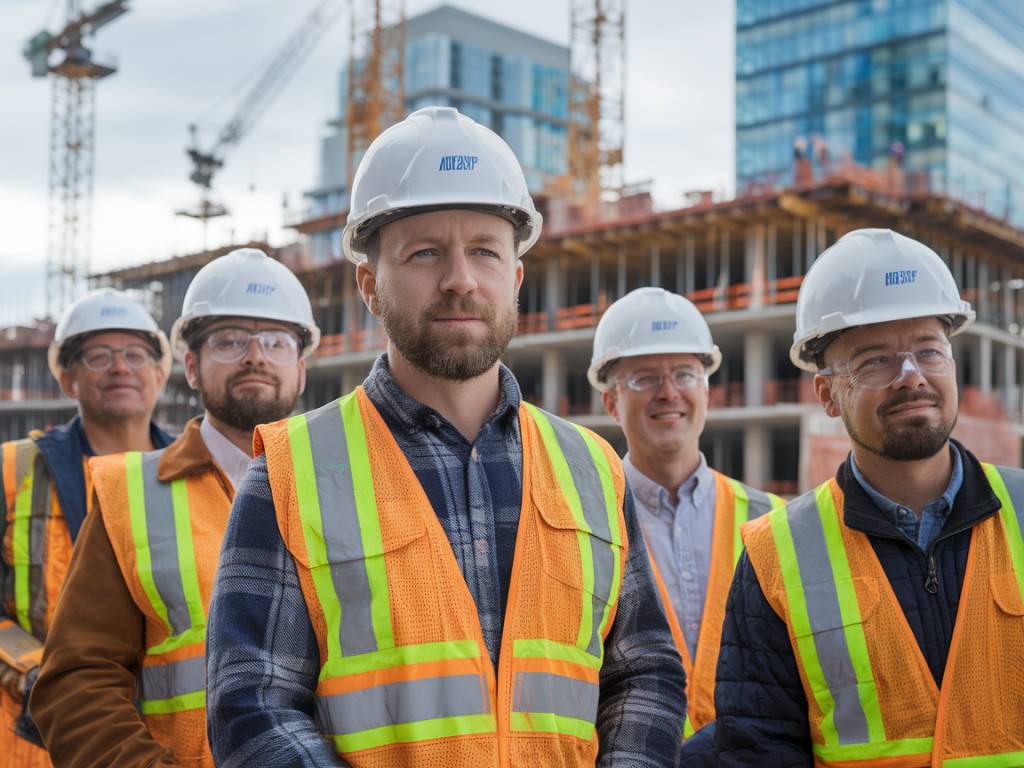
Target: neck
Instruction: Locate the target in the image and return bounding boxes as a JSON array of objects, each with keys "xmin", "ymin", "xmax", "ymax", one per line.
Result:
[
  {"xmin": 79, "ymin": 412, "xmax": 155, "ymax": 456},
  {"xmin": 629, "ymin": 444, "xmax": 701, "ymax": 505},
  {"xmin": 852, "ymin": 442, "xmax": 952, "ymax": 516},
  {"xmin": 387, "ymin": 345, "xmax": 501, "ymax": 442},
  {"xmin": 203, "ymin": 411, "xmax": 255, "ymax": 457}
]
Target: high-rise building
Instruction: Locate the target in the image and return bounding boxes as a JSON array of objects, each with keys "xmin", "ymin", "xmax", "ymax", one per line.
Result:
[
  {"xmin": 301, "ymin": 4, "xmax": 570, "ymax": 262},
  {"xmin": 735, "ymin": 0, "xmax": 1024, "ymax": 224}
]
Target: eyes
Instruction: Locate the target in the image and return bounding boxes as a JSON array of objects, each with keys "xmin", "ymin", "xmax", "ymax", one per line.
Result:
[{"xmin": 408, "ymin": 247, "xmax": 500, "ymax": 261}]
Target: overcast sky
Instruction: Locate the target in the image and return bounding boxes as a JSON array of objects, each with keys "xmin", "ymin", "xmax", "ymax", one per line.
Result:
[{"xmin": 0, "ymin": 0, "xmax": 734, "ymax": 324}]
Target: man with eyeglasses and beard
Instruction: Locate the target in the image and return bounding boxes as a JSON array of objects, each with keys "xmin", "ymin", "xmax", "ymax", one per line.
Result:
[
  {"xmin": 0, "ymin": 290, "xmax": 172, "ymax": 768},
  {"xmin": 206, "ymin": 107, "xmax": 685, "ymax": 767},
  {"xmin": 30, "ymin": 248, "xmax": 319, "ymax": 768},
  {"xmin": 712, "ymin": 229, "xmax": 1024, "ymax": 767}
]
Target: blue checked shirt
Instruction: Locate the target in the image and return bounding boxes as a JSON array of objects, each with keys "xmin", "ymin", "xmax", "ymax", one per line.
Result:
[
  {"xmin": 206, "ymin": 355, "xmax": 685, "ymax": 767},
  {"xmin": 850, "ymin": 445, "xmax": 963, "ymax": 553}
]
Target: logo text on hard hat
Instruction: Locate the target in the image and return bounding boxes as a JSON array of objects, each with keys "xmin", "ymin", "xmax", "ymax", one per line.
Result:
[
  {"xmin": 246, "ymin": 282, "xmax": 277, "ymax": 296},
  {"xmin": 100, "ymin": 307, "xmax": 128, "ymax": 317},
  {"xmin": 652, "ymin": 320, "xmax": 679, "ymax": 332},
  {"xmin": 438, "ymin": 155, "xmax": 479, "ymax": 172},
  {"xmin": 884, "ymin": 270, "xmax": 918, "ymax": 286}
]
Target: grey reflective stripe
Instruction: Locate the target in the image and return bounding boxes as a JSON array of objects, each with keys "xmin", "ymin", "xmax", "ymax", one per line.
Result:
[
  {"xmin": 994, "ymin": 466, "xmax": 1024, "ymax": 540},
  {"xmin": 317, "ymin": 674, "xmax": 489, "ymax": 736},
  {"xmin": 544, "ymin": 413, "xmax": 616, "ymax": 656},
  {"xmin": 512, "ymin": 671, "xmax": 599, "ymax": 723},
  {"xmin": 744, "ymin": 484, "xmax": 777, "ymax": 519},
  {"xmin": 139, "ymin": 655, "xmax": 205, "ymax": 702},
  {"xmin": 140, "ymin": 451, "xmax": 192, "ymax": 636},
  {"xmin": 304, "ymin": 402, "xmax": 378, "ymax": 657},
  {"xmin": 786, "ymin": 490, "xmax": 870, "ymax": 745},
  {"xmin": 0, "ymin": 621, "xmax": 40, "ymax": 658}
]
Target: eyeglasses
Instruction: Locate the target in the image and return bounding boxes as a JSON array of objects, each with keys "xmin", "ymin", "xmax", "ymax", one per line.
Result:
[
  {"xmin": 618, "ymin": 368, "xmax": 704, "ymax": 393},
  {"xmin": 77, "ymin": 344, "xmax": 156, "ymax": 372},
  {"xmin": 201, "ymin": 327, "xmax": 300, "ymax": 364},
  {"xmin": 820, "ymin": 342, "xmax": 953, "ymax": 390}
]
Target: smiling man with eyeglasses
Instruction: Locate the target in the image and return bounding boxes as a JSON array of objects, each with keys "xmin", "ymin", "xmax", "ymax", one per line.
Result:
[
  {"xmin": 589, "ymin": 287, "xmax": 784, "ymax": 758},
  {"xmin": 30, "ymin": 248, "xmax": 319, "ymax": 767},
  {"xmin": 713, "ymin": 229, "xmax": 1024, "ymax": 767}
]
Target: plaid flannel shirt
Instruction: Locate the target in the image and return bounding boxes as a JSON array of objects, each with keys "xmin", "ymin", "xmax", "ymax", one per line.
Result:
[{"xmin": 206, "ymin": 355, "xmax": 685, "ymax": 767}]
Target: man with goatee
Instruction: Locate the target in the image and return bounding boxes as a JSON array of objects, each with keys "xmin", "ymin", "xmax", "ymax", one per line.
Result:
[
  {"xmin": 712, "ymin": 229, "xmax": 1024, "ymax": 767},
  {"xmin": 31, "ymin": 248, "xmax": 319, "ymax": 768},
  {"xmin": 206, "ymin": 107, "xmax": 685, "ymax": 768}
]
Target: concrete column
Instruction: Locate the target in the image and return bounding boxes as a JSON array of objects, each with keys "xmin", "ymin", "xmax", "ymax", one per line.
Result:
[
  {"xmin": 977, "ymin": 256, "xmax": 989, "ymax": 325},
  {"xmin": 744, "ymin": 329, "xmax": 769, "ymax": 408},
  {"xmin": 590, "ymin": 250, "xmax": 601, "ymax": 305},
  {"xmin": 746, "ymin": 224, "xmax": 766, "ymax": 309},
  {"xmin": 684, "ymin": 235, "xmax": 695, "ymax": 294},
  {"xmin": 743, "ymin": 423, "xmax": 770, "ymax": 490},
  {"xmin": 542, "ymin": 348, "xmax": 566, "ymax": 414},
  {"xmin": 590, "ymin": 383, "xmax": 604, "ymax": 416},
  {"xmin": 616, "ymin": 248, "xmax": 627, "ymax": 298},
  {"xmin": 766, "ymin": 222, "xmax": 777, "ymax": 300},
  {"xmin": 341, "ymin": 367, "xmax": 361, "ymax": 395},
  {"xmin": 719, "ymin": 228, "xmax": 730, "ymax": 289},
  {"xmin": 1004, "ymin": 342, "xmax": 1017, "ymax": 416},
  {"xmin": 979, "ymin": 335, "xmax": 993, "ymax": 393},
  {"xmin": 650, "ymin": 244, "xmax": 661, "ymax": 287},
  {"xmin": 545, "ymin": 256, "xmax": 562, "ymax": 329}
]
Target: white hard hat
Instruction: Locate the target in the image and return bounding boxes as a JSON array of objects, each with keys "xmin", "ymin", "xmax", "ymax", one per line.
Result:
[
  {"xmin": 48, "ymin": 288, "xmax": 171, "ymax": 380},
  {"xmin": 791, "ymin": 228, "xmax": 974, "ymax": 372},
  {"xmin": 169, "ymin": 248, "xmax": 321, "ymax": 360},
  {"xmin": 342, "ymin": 106, "xmax": 543, "ymax": 264},
  {"xmin": 588, "ymin": 287, "xmax": 722, "ymax": 392}
]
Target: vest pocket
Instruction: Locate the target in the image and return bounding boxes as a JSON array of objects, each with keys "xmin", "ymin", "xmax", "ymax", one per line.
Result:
[
  {"xmin": 534, "ymin": 494, "xmax": 620, "ymax": 605},
  {"xmin": 990, "ymin": 571, "xmax": 1024, "ymax": 617}
]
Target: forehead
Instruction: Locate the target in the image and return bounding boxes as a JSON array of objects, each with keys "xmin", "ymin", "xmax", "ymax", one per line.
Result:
[
  {"xmin": 204, "ymin": 317, "xmax": 297, "ymax": 334},
  {"xmin": 614, "ymin": 353, "xmax": 704, "ymax": 375},
  {"xmin": 79, "ymin": 330, "xmax": 151, "ymax": 348},
  {"xmin": 378, "ymin": 208, "xmax": 514, "ymax": 250},
  {"xmin": 829, "ymin": 317, "xmax": 947, "ymax": 358}
]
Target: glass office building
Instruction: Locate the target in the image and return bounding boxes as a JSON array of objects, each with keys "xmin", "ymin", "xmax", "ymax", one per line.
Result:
[
  {"xmin": 306, "ymin": 4, "xmax": 569, "ymax": 226},
  {"xmin": 735, "ymin": 0, "xmax": 1024, "ymax": 224}
]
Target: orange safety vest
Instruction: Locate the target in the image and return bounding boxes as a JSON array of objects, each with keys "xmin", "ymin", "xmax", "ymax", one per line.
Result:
[
  {"xmin": 92, "ymin": 445, "xmax": 232, "ymax": 768},
  {"xmin": 257, "ymin": 388, "xmax": 629, "ymax": 768},
  {"xmin": 742, "ymin": 464, "xmax": 1024, "ymax": 768},
  {"xmin": 646, "ymin": 471, "xmax": 783, "ymax": 738},
  {"xmin": 1, "ymin": 437, "xmax": 80, "ymax": 768}
]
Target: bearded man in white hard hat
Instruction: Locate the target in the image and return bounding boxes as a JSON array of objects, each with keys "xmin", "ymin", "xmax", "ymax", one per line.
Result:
[
  {"xmin": 712, "ymin": 228, "xmax": 1024, "ymax": 766},
  {"xmin": 0, "ymin": 289, "xmax": 172, "ymax": 767},
  {"xmin": 589, "ymin": 287, "xmax": 783, "ymax": 751},
  {"xmin": 30, "ymin": 249, "xmax": 318, "ymax": 767},
  {"xmin": 205, "ymin": 107, "xmax": 685, "ymax": 767}
]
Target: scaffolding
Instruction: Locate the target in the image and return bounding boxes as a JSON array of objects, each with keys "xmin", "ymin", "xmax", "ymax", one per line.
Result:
[{"xmin": 345, "ymin": 0, "xmax": 406, "ymax": 191}]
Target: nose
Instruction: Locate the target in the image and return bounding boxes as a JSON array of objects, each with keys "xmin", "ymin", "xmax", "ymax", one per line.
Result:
[
  {"xmin": 107, "ymin": 349, "xmax": 132, "ymax": 374},
  {"xmin": 438, "ymin": 251, "xmax": 478, "ymax": 295},
  {"xmin": 239, "ymin": 335, "xmax": 268, "ymax": 366},
  {"xmin": 654, "ymin": 373, "xmax": 682, "ymax": 400},
  {"xmin": 891, "ymin": 354, "xmax": 927, "ymax": 389}
]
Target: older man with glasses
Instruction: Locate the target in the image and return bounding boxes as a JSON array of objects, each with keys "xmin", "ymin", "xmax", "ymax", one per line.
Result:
[{"xmin": 30, "ymin": 248, "xmax": 319, "ymax": 768}]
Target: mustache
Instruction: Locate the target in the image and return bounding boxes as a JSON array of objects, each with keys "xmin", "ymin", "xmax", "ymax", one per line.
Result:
[
  {"xmin": 226, "ymin": 369, "xmax": 280, "ymax": 388},
  {"xmin": 878, "ymin": 390, "xmax": 941, "ymax": 417},
  {"xmin": 423, "ymin": 295, "xmax": 495, "ymax": 321}
]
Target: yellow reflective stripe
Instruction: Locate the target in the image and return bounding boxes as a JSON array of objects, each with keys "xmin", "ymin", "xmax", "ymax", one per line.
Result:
[
  {"xmin": 814, "ymin": 736, "xmax": 934, "ymax": 763},
  {"xmin": 769, "ymin": 500, "xmax": 839, "ymax": 744},
  {"xmin": 320, "ymin": 639, "xmax": 481, "ymax": 679},
  {"xmin": 982, "ymin": 463, "xmax": 1024, "ymax": 605},
  {"xmin": 815, "ymin": 484, "xmax": 885, "ymax": 744},
  {"xmin": 512, "ymin": 638, "xmax": 602, "ymax": 670},
  {"xmin": 682, "ymin": 713, "xmax": 695, "ymax": 739},
  {"xmin": 728, "ymin": 477, "xmax": 750, "ymax": 566},
  {"xmin": 510, "ymin": 711, "xmax": 595, "ymax": 740},
  {"xmin": 944, "ymin": 751, "xmax": 1024, "ymax": 768},
  {"xmin": 575, "ymin": 424, "xmax": 622, "ymax": 642},
  {"xmin": 125, "ymin": 453, "xmax": 174, "ymax": 637},
  {"xmin": 12, "ymin": 445, "xmax": 34, "ymax": 632},
  {"xmin": 287, "ymin": 413, "xmax": 344, "ymax": 666},
  {"xmin": 339, "ymin": 393, "xmax": 393, "ymax": 651},
  {"xmin": 139, "ymin": 690, "xmax": 206, "ymax": 715},
  {"xmin": 332, "ymin": 713, "xmax": 495, "ymax": 753}
]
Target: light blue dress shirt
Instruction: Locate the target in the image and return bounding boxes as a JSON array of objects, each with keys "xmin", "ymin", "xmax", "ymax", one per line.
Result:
[{"xmin": 624, "ymin": 453, "xmax": 716, "ymax": 660}]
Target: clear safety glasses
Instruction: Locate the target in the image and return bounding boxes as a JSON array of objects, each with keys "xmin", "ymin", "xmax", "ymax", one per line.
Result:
[
  {"xmin": 619, "ymin": 367, "xmax": 704, "ymax": 393},
  {"xmin": 201, "ymin": 327, "xmax": 300, "ymax": 364},
  {"xmin": 77, "ymin": 344, "xmax": 155, "ymax": 372},
  {"xmin": 820, "ymin": 342, "xmax": 953, "ymax": 390}
]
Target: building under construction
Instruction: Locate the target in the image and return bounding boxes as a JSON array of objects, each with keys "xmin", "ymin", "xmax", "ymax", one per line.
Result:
[{"xmin": 5, "ymin": 166, "xmax": 1021, "ymax": 493}]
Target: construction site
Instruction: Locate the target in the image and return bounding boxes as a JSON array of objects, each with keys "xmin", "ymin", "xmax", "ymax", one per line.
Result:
[{"xmin": 5, "ymin": 0, "xmax": 1024, "ymax": 495}]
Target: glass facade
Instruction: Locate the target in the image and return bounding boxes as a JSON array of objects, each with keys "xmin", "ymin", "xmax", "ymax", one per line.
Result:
[{"xmin": 736, "ymin": 0, "xmax": 1024, "ymax": 224}]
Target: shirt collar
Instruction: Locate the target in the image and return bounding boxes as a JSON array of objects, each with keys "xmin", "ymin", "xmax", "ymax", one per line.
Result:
[
  {"xmin": 199, "ymin": 416, "xmax": 252, "ymax": 491},
  {"xmin": 623, "ymin": 453, "xmax": 713, "ymax": 516},
  {"xmin": 850, "ymin": 443, "xmax": 963, "ymax": 520},
  {"xmin": 362, "ymin": 354, "xmax": 522, "ymax": 434}
]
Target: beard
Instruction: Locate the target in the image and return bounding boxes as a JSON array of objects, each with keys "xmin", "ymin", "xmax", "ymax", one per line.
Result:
[
  {"xmin": 844, "ymin": 389, "xmax": 956, "ymax": 461},
  {"xmin": 376, "ymin": 286, "xmax": 518, "ymax": 381},
  {"xmin": 199, "ymin": 368, "xmax": 299, "ymax": 432}
]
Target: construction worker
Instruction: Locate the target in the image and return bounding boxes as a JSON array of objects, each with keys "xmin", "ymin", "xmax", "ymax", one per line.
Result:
[
  {"xmin": 713, "ymin": 228, "xmax": 1024, "ymax": 766},
  {"xmin": 29, "ymin": 248, "xmax": 319, "ymax": 767},
  {"xmin": 206, "ymin": 106, "xmax": 686, "ymax": 767},
  {"xmin": 588, "ymin": 287, "xmax": 783, "ymax": 750},
  {"xmin": 0, "ymin": 288, "xmax": 173, "ymax": 767}
]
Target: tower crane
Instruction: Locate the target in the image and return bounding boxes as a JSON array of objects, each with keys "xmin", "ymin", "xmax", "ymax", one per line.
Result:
[{"xmin": 177, "ymin": 0, "xmax": 345, "ymax": 233}]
